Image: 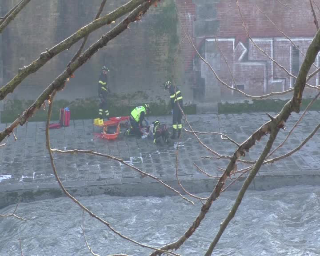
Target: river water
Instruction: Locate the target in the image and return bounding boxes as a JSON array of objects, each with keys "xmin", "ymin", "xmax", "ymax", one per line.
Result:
[{"xmin": 0, "ymin": 185, "xmax": 320, "ymax": 256}]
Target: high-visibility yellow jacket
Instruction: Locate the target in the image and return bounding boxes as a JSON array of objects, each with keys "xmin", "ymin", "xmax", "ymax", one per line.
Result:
[{"xmin": 131, "ymin": 106, "xmax": 146, "ymax": 124}]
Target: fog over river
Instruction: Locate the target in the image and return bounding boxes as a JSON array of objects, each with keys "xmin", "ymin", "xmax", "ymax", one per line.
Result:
[{"xmin": 1, "ymin": 185, "xmax": 320, "ymax": 255}]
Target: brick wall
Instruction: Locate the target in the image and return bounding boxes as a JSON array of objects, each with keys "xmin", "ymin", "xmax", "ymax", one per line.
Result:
[{"xmin": 189, "ymin": 0, "xmax": 320, "ymax": 100}]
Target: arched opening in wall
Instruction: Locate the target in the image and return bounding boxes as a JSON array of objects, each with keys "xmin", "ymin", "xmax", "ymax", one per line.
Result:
[{"xmin": 291, "ymin": 46, "xmax": 299, "ymax": 87}]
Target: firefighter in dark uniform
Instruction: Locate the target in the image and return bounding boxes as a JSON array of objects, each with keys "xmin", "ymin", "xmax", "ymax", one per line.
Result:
[
  {"xmin": 152, "ymin": 120, "xmax": 171, "ymax": 145},
  {"xmin": 98, "ymin": 66, "xmax": 110, "ymax": 120},
  {"xmin": 127, "ymin": 104, "xmax": 150, "ymax": 137},
  {"xmin": 164, "ymin": 81, "xmax": 183, "ymax": 139}
]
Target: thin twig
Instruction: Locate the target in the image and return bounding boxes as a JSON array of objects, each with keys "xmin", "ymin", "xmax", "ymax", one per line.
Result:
[
  {"xmin": 0, "ymin": 0, "xmax": 31, "ymax": 33},
  {"xmin": 236, "ymin": 0, "xmax": 318, "ymax": 90},
  {"xmin": 174, "ymin": 145, "xmax": 206, "ymax": 201},
  {"xmin": 67, "ymin": 0, "xmax": 108, "ymax": 66},
  {"xmin": 81, "ymin": 211, "xmax": 100, "ymax": 256},
  {"xmin": 193, "ymin": 163, "xmax": 216, "ymax": 178},
  {"xmin": 184, "ymin": 128, "xmax": 240, "ymax": 147},
  {"xmin": 256, "ymin": 3, "xmax": 319, "ymax": 71},
  {"xmin": 52, "ymin": 148, "xmax": 193, "ymax": 204},
  {"xmin": 0, "ymin": 0, "xmax": 31, "ymax": 34},
  {"xmin": 222, "ymin": 166, "xmax": 252, "ymax": 192},
  {"xmin": 46, "ymin": 90, "xmax": 179, "ymax": 256},
  {"xmin": 310, "ymin": 0, "xmax": 319, "ymax": 30},
  {"xmin": 179, "ymin": 12, "xmax": 297, "ymax": 99},
  {"xmin": 0, "ymin": 0, "xmax": 147, "ymax": 101},
  {"xmin": 266, "ymin": 123, "xmax": 320, "ymax": 164},
  {"xmin": 267, "ymin": 91, "xmax": 320, "ymax": 158},
  {"xmin": 205, "ymin": 13, "xmax": 320, "ymax": 255},
  {"xmin": 0, "ymin": 203, "xmax": 26, "ymax": 221},
  {"xmin": 0, "ymin": 0, "xmax": 159, "ymax": 143},
  {"xmin": 19, "ymin": 236, "xmax": 24, "ymax": 256}
]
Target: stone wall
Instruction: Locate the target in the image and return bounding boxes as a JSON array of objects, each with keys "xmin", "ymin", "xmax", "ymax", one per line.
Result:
[
  {"xmin": 0, "ymin": 0, "xmax": 183, "ymax": 105},
  {"xmin": 1, "ymin": 0, "xmax": 319, "ymax": 110}
]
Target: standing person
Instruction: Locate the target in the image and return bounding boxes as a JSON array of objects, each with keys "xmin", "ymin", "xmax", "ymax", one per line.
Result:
[
  {"xmin": 164, "ymin": 80, "xmax": 183, "ymax": 139},
  {"xmin": 127, "ymin": 104, "xmax": 150, "ymax": 137},
  {"xmin": 98, "ymin": 66, "xmax": 110, "ymax": 121}
]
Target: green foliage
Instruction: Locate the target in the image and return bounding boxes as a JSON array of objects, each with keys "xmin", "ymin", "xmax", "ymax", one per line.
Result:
[
  {"xmin": 1, "ymin": 98, "xmax": 197, "ymax": 123},
  {"xmin": 148, "ymin": 0, "xmax": 179, "ymax": 80},
  {"xmin": 218, "ymin": 98, "xmax": 320, "ymax": 114}
]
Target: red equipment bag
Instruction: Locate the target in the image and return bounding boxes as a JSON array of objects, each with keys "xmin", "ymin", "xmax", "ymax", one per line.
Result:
[{"xmin": 59, "ymin": 107, "xmax": 71, "ymax": 127}]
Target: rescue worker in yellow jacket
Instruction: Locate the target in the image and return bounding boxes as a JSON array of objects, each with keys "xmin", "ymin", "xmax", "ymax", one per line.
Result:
[
  {"xmin": 127, "ymin": 104, "xmax": 150, "ymax": 137},
  {"xmin": 164, "ymin": 81, "xmax": 183, "ymax": 139},
  {"xmin": 98, "ymin": 66, "xmax": 110, "ymax": 120}
]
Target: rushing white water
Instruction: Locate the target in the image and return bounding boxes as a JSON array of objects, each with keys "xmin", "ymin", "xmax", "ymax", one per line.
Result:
[{"xmin": 0, "ymin": 185, "xmax": 320, "ymax": 256}]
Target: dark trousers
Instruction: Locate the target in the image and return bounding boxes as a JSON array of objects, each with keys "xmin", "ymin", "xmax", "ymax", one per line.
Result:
[
  {"xmin": 99, "ymin": 98, "xmax": 109, "ymax": 118},
  {"xmin": 172, "ymin": 103, "xmax": 183, "ymax": 130},
  {"xmin": 154, "ymin": 124, "xmax": 170, "ymax": 145},
  {"xmin": 129, "ymin": 116, "xmax": 142, "ymax": 136}
]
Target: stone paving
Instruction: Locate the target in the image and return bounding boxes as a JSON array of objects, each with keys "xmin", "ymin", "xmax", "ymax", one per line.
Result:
[{"xmin": 0, "ymin": 111, "xmax": 320, "ymax": 208}]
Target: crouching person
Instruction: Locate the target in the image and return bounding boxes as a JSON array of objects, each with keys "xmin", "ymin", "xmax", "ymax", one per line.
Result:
[
  {"xmin": 127, "ymin": 104, "xmax": 150, "ymax": 137},
  {"xmin": 152, "ymin": 120, "xmax": 172, "ymax": 146}
]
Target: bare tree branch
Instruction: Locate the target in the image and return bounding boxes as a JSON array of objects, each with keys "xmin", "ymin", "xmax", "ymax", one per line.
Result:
[
  {"xmin": 151, "ymin": 116, "xmax": 274, "ymax": 255},
  {"xmin": 205, "ymin": 119, "xmax": 281, "ymax": 255},
  {"xmin": 67, "ymin": 0, "xmax": 108, "ymax": 66},
  {"xmin": 256, "ymin": 3, "xmax": 319, "ymax": 71},
  {"xmin": 174, "ymin": 146, "xmax": 207, "ymax": 201},
  {"xmin": 222, "ymin": 166, "xmax": 252, "ymax": 192},
  {"xmin": 153, "ymin": 25, "xmax": 320, "ymax": 253},
  {"xmin": 236, "ymin": 0, "xmax": 318, "ymax": 90},
  {"xmin": 52, "ymin": 148, "xmax": 193, "ymax": 204},
  {"xmin": 204, "ymin": 14, "xmax": 320, "ymax": 254},
  {"xmin": 193, "ymin": 163, "xmax": 217, "ymax": 178},
  {"xmin": 0, "ymin": 203, "xmax": 26, "ymax": 221},
  {"xmin": 0, "ymin": 0, "xmax": 157, "ymax": 143},
  {"xmin": 181, "ymin": 16, "xmax": 296, "ymax": 98},
  {"xmin": 45, "ymin": 90, "xmax": 179, "ymax": 256},
  {"xmin": 0, "ymin": 0, "xmax": 31, "ymax": 33},
  {"xmin": 268, "ymin": 91, "xmax": 320, "ymax": 158},
  {"xmin": 184, "ymin": 129, "xmax": 240, "ymax": 147},
  {"xmin": 0, "ymin": 0, "xmax": 146, "ymax": 100},
  {"xmin": 265, "ymin": 122, "xmax": 320, "ymax": 164},
  {"xmin": 310, "ymin": 0, "xmax": 319, "ymax": 30},
  {"xmin": 81, "ymin": 211, "xmax": 100, "ymax": 256}
]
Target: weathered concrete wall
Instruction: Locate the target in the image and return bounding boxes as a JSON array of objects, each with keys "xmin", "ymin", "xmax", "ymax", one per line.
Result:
[{"xmin": 1, "ymin": 0, "xmax": 183, "ymax": 105}]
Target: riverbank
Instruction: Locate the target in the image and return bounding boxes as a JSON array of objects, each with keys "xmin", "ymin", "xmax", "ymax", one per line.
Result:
[{"xmin": 1, "ymin": 112, "xmax": 319, "ymax": 209}]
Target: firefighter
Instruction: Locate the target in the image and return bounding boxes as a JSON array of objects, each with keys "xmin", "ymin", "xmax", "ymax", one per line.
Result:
[
  {"xmin": 164, "ymin": 80, "xmax": 183, "ymax": 139},
  {"xmin": 98, "ymin": 66, "xmax": 110, "ymax": 120},
  {"xmin": 127, "ymin": 104, "xmax": 150, "ymax": 137},
  {"xmin": 152, "ymin": 120, "xmax": 171, "ymax": 145}
]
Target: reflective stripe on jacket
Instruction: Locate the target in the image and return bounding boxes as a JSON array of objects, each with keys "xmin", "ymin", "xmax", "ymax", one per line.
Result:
[
  {"xmin": 169, "ymin": 86, "xmax": 183, "ymax": 108},
  {"xmin": 131, "ymin": 106, "xmax": 146, "ymax": 123}
]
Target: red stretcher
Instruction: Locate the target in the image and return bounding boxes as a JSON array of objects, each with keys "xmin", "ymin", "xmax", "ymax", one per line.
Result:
[{"xmin": 94, "ymin": 116, "xmax": 129, "ymax": 140}]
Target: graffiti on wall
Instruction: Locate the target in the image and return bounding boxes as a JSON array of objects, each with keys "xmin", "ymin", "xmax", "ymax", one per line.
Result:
[{"xmin": 202, "ymin": 37, "xmax": 319, "ymax": 96}]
